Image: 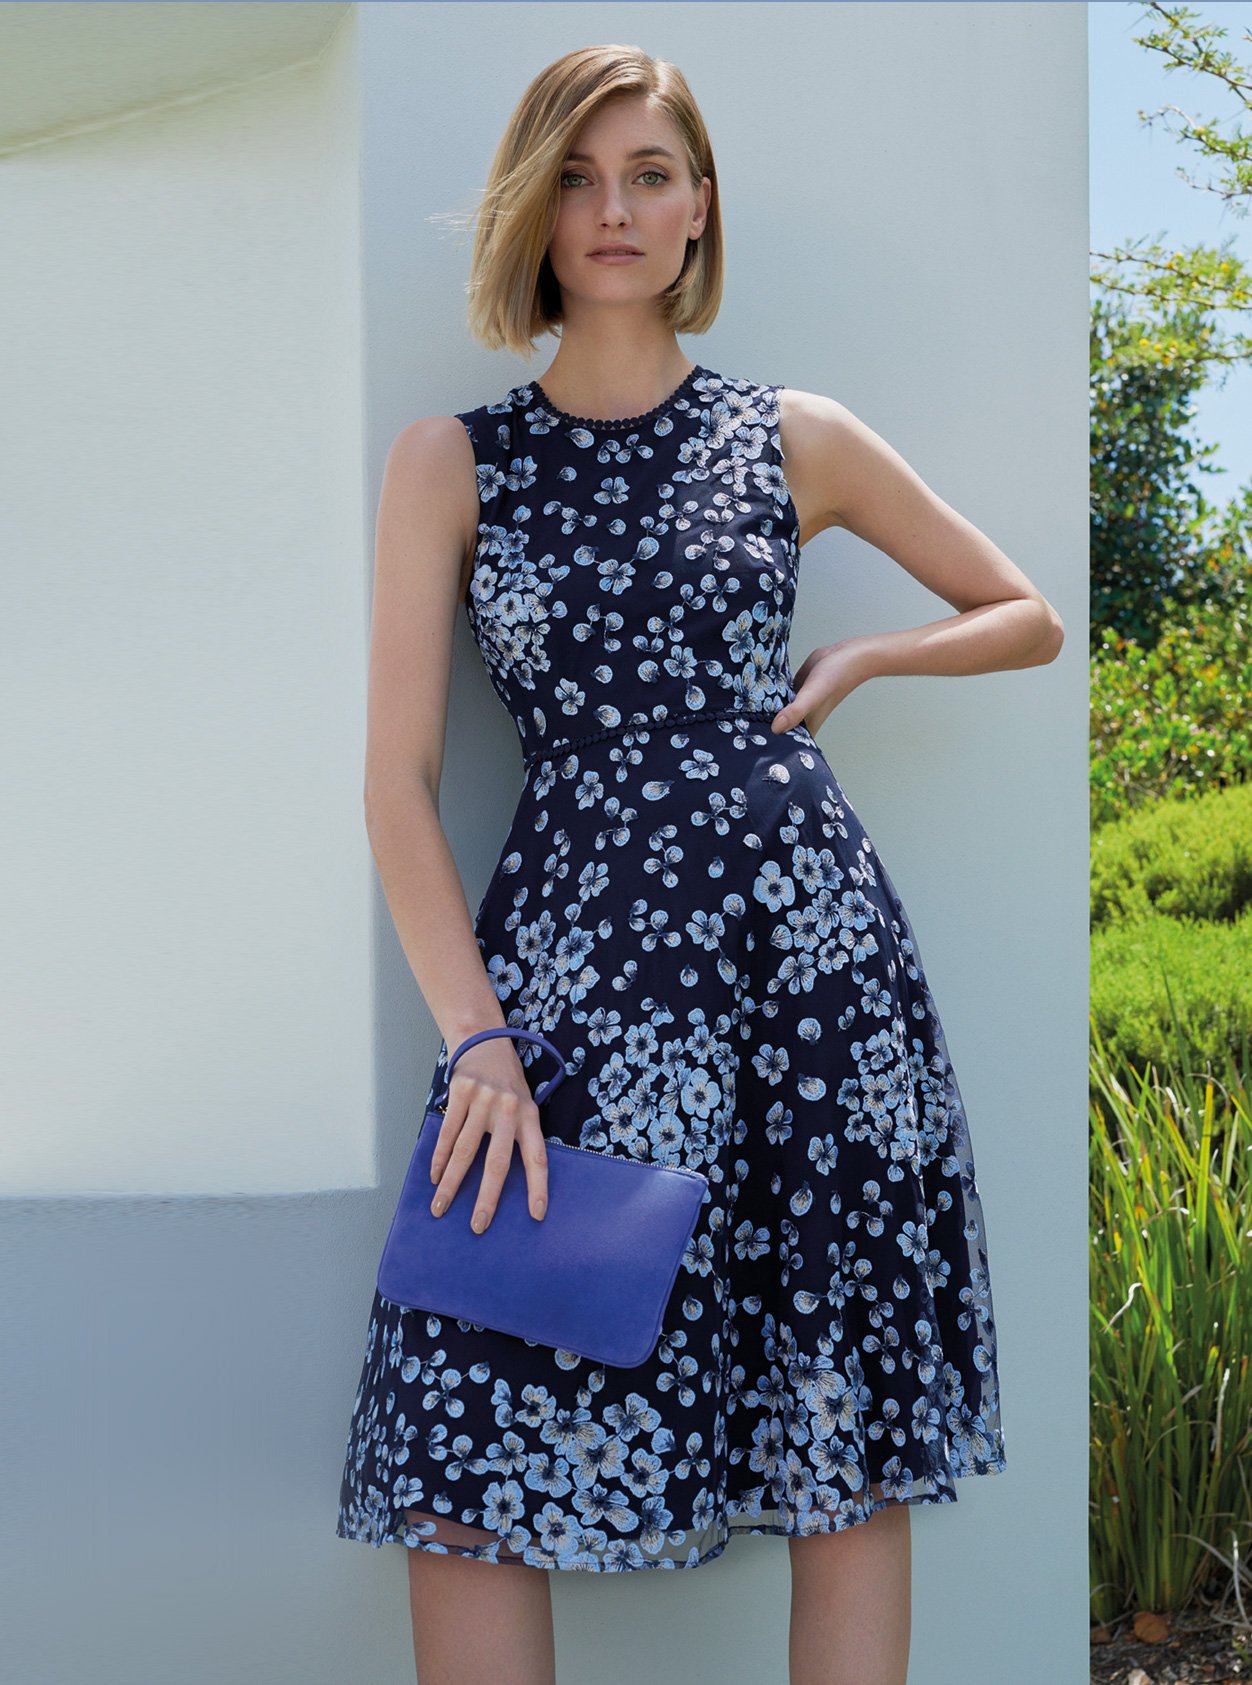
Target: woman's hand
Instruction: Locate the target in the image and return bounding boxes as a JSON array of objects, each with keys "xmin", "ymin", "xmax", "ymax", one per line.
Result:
[
  {"xmin": 770, "ymin": 639, "xmax": 873, "ymax": 737},
  {"xmin": 428, "ymin": 1037, "xmax": 550, "ymax": 1232}
]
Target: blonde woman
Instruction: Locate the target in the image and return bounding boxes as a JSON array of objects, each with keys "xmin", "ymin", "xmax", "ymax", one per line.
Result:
[{"xmin": 337, "ymin": 42, "xmax": 1057, "ymax": 1685}]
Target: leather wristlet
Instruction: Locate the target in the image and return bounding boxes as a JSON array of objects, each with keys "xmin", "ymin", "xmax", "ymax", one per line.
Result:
[{"xmin": 376, "ymin": 1026, "xmax": 709, "ymax": 1368}]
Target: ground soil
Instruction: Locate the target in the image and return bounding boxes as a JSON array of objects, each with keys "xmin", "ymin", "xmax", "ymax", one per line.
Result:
[{"xmin": 1091, "ymin": 1588, "xmax": 1251, "ymax": 1684}]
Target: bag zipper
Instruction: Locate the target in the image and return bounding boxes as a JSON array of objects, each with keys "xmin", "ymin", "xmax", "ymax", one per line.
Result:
[
  {"xmin": 542, "ymin": 1135, "xmax": 708, "ymax": 1184},
  {"xmin": 431, "ymin": 1103, "xmax": 706, "ymax": 1184}
]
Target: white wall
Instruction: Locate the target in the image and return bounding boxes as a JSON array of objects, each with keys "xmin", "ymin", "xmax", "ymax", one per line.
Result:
[
  {"xmin": 3, "ymin": 3, "xmax": 1088, "ymax": 1681},
  {"xmin": 1, "ymin": 6, "xmax": 373, "ymax": 1195}
]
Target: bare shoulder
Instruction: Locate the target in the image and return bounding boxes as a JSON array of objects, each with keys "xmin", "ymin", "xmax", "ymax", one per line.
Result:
[
  {"xmin": 381, "ymin": 414, "xmax": 481, "ymax": 593},
  {"xmin": 776, "ymin": 385, "xmax": 861, "ymax": 441},
  {"xmin": 388, "ymin": 411, "xmax": 475, "ymax": 470},
  {"xmin": 775, "ymin": 385, "xmax": 872, "ymax": 542},
  {"xmin": 776, "ymin": 384, "xmax": 936, "ymax": 543}
]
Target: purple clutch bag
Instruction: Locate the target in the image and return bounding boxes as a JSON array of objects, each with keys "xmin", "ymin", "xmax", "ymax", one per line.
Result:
[{"xmin": 376, "ymin": 1026, "xmax": 709, "ymax": 1368}]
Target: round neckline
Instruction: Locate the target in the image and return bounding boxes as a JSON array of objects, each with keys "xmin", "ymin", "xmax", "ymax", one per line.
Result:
[{"xmin": 528, "ymin": 363, "xmax": 704, "ymax": 429}]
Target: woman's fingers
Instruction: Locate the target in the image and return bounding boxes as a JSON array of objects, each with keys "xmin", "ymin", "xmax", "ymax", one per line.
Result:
[
  {"xmin": 465, "ymin": 1099, "xmax": 525, "ymax": 1233},
  {"xmin": 773, "ymin": 642, "xmax": 866, "ymax": 735},
  {"xmin": 428, "ymin": 1093, "xmax": 468, "ymax": 1187},
  {"xmin": 519, "ymin": 1121, "xmax": 549, "ymax": 1222},
  {"xmin": 428, "ymin": 1088, "xmax": 548, "ymax": 1230}
]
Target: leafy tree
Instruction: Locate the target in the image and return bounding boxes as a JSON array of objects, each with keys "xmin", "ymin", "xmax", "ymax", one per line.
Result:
[
  {"xmin": 1090, "ymin": 2, "xmax": 1252, "ymax": 648},
  {"xmin": 1091, "ymin": 1, "xmax": 1252, "ymax": 375},
  {"xmin": 1090, "ymin": 297, "xmax": 1219, "ymax": 647}
]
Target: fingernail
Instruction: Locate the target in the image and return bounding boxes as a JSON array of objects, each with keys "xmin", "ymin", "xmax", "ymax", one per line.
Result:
[
  {"xmin": 472, "ymin": 1212, "xmax": 487, "ymax": 1233},
  {"xmin": 431, "ymin": 1196, "xmax": 445, "ymax": 1216},
  {"xmin": 533, "ymin": 1199, "xmax": 545, "ymax": 1219}
]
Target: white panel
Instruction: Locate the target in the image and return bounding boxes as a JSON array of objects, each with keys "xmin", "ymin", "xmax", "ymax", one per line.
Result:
[{"xmin": 0, "ymin": 22, "xmax": 374, "ymax": 1193}]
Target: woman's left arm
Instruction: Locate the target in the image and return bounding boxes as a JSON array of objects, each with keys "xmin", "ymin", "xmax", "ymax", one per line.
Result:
[{"xmin": 771, "ymin": 388, "xmax": 1066, "ymax": 736}]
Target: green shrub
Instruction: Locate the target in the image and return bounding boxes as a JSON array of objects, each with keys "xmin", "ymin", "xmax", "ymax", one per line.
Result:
[
  {"xmin": 1091, "ymin": 601, "xmax": 1252, "ymax": 830},
  {"xmin": 1092, "ymin": 781, "xmax": 1252, "ymax": 928},
  {"xmin": 1091, "ymin": 905, "xmax": 1252, "ymax": 1076}
]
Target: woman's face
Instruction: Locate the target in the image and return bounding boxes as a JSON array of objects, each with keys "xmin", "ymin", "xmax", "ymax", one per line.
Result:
[{"xmin": 547, "ymin": 95, "xmax": 710, "ymax": 306}]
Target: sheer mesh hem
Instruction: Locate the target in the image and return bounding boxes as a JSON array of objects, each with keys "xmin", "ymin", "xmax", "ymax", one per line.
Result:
[{"xmin": 335, "ymin": 1449, "xmax": 1006, "ymax": 1572}]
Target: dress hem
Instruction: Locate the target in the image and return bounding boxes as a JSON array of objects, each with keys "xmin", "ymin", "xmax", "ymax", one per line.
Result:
[{"xmin": 335, "ymin": 1454, "xmax": 1007, "ymax": 1572}]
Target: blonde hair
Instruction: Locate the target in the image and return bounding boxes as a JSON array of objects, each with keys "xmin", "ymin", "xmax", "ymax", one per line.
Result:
[{"xmin": 442, "ymin": 45, "xmax": 723, "ymax": 359}]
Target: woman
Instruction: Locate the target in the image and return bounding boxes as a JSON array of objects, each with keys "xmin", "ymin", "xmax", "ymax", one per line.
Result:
[{"xmin": 338, "ymin": 42, "xmax": 1060, "ymax": 1685}]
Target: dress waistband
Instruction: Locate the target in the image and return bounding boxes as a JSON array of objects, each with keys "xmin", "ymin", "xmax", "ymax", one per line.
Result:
[{"xmin": 521, "ymin": 705, "xmax": 782, "ymax": 772}]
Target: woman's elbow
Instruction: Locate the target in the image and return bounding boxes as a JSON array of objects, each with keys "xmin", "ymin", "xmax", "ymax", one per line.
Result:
[{"xmin": 1030, "ymin": 599, "xmax": 1065, "ymax": 665}]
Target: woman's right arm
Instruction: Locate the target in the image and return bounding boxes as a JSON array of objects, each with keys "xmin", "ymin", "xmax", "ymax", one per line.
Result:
[
  {"xmin": 363, "ymin": 417, "xmax": 549, "ymax": 1231},
  {"xmin": 363, "ymin": 416, "xmax": 503, "ymax": 1051}
]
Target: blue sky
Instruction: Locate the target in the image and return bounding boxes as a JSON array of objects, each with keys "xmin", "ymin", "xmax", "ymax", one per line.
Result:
[{"xmin": 1089, "ymin": 0, "xmax": 1252, "ymax": 495}]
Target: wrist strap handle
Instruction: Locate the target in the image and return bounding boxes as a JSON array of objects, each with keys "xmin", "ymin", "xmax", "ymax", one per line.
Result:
[{"xmin": 432, "ymin": 1026, "xmax": 569, "ymax": 1111}]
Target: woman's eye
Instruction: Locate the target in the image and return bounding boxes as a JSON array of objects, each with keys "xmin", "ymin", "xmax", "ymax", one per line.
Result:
[{"xmin": 559, "ymin": 169, "xmax": 669, "ymax": 188}]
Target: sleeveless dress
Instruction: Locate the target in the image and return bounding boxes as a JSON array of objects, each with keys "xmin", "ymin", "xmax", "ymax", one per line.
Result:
[{"xmin": 335, "ymin": 363, "xmax": 1007, "ymax": 1571}]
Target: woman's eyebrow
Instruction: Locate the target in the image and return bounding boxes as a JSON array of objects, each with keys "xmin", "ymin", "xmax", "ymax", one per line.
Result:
[{"xmin": 563, "ymin": 146, "xmax": 678, "ymax": 163}]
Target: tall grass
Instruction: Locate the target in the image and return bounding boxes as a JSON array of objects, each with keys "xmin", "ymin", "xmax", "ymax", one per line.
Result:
[{"xmin": 1089, "ymin": 994, "xmax": 1252, "ymax": 1625}]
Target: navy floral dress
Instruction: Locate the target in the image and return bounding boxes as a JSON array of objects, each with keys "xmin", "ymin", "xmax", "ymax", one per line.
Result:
[{"xmin": 336, "ymin": 364, "xmax": 1007, "ymax": 1571}]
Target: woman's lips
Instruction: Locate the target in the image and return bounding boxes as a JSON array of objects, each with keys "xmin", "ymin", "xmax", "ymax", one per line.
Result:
[{"xmin": 589, "ymin": 251, "xmax": 644, "ymax": 263}]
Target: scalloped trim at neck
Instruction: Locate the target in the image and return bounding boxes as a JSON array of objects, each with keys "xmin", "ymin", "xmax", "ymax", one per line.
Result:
[{"xmin": 527, "ymin": 364, "xmax": 706, "ymax": 429}]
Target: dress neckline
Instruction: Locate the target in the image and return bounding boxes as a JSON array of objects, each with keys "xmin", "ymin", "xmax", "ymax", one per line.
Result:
[{"xmin": 528, "ymin": 363, "xmax": 705, "ymax": 430}]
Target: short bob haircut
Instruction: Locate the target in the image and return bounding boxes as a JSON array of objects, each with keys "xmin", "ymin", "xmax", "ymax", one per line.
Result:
[{"xmin": 460, "ymin": 45, "xmax": 724, "ymax": 359}]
